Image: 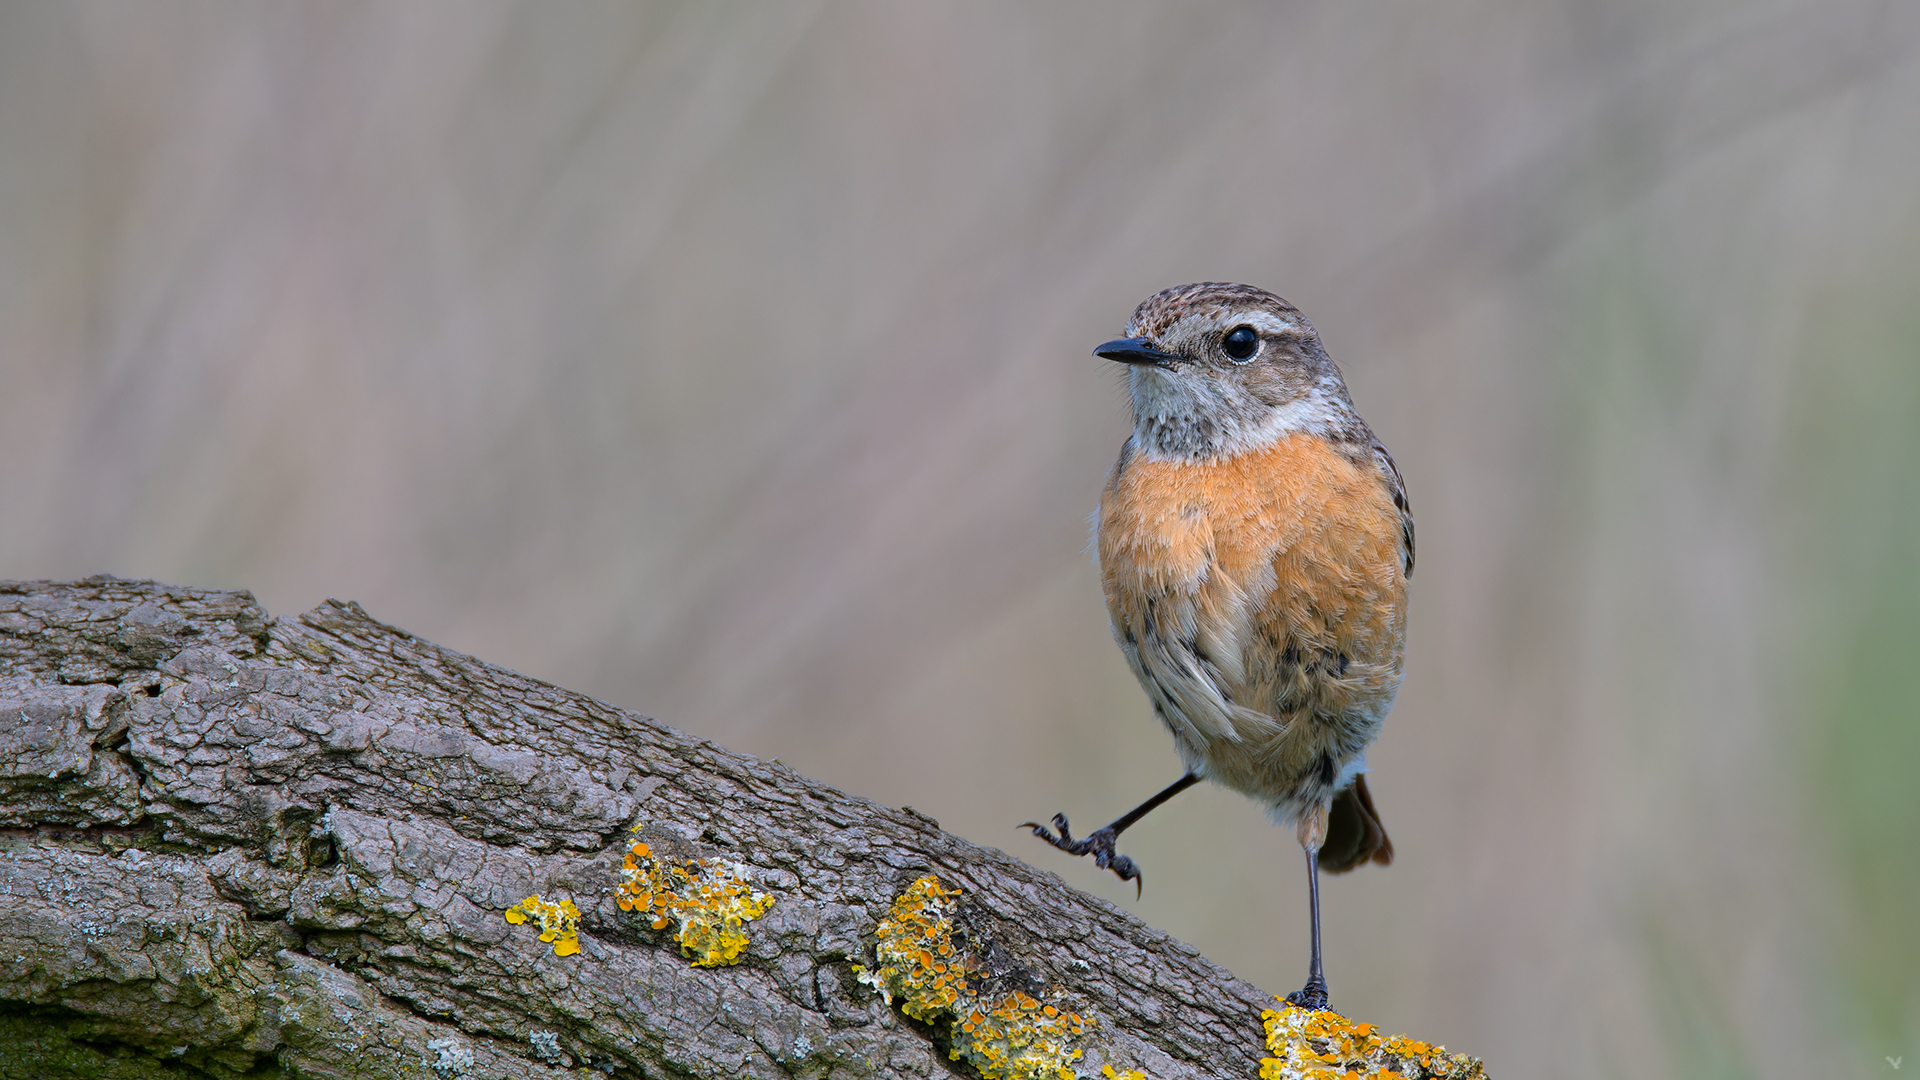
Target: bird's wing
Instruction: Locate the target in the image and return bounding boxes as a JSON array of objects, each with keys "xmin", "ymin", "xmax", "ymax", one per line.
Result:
[{"xmin": 1371, "ymin": 438, "xmax": 1414, "ymax": 578}]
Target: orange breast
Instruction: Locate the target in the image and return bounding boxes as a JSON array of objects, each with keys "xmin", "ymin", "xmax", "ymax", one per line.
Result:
[{"xmin": 1098, "ymin": 433, "xmax": 1409, "ymax": 803}]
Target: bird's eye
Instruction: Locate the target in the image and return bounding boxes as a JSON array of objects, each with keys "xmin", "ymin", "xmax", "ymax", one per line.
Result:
[{"xmin": 1222, "ymin": 325, "xmax": 1259, "ymax": 361}]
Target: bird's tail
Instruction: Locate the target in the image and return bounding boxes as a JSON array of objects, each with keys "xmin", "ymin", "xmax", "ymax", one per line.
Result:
[{"xmin": 1318, "ymin": 773, "xmax": 1393, "ymax": 873}]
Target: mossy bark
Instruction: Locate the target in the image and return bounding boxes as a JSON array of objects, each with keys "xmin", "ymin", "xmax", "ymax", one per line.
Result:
[{"xmin": 0, "ymin": 578, "xmax": 1479, "ymax": 1079}]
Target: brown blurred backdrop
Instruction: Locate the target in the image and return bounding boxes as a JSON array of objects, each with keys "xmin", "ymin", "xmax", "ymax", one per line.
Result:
[{"xmin": 4, "ymin": 3, "xmax": 1918, "ymax": 1076}]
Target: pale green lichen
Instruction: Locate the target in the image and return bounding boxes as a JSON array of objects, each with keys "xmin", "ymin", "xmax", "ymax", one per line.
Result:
[
  {"xmin": 1259, "ymin": 1002, "xmax": 1486, "ymax": 1079},
  {"xmin": 614, "ymin": 839, "xmax": 774, "ymax": 967},
  {"xmin": 854, "ymin": 875, "xmax": 1092, "ymax": 1080},
  {"xmin": 424, "ymin": 1036, "xmax": 475, "ymax": 1077}
]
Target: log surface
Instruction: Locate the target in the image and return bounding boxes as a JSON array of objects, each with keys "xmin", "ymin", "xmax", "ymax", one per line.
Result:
[{"xmin": 0, "ymin": 578, "xmax": 1481, "ymax": 1080}]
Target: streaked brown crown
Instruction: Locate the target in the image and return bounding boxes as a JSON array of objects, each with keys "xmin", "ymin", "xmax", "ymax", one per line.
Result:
[{"xmin": 1125, "ymin": 282, "xmax": 1314, "ymax": 342}]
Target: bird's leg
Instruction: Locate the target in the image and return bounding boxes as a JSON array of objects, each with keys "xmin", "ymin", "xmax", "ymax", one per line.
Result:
[
  {"xmin": 1021, "ymin": 772, "xmax": 1200, "ymax": 897},
  {"xmin": 1284, "ymin": 845, "xmax": 1331, "ymax": 1010},
  {"xmin": 1286, "ymin": 802, "xmax": 1332, "ymax": 1011}
]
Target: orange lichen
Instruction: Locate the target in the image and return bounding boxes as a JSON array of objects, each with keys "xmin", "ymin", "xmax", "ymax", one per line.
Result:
[
  {"xmin": 1259, "ymin": 1003, "xmax": 1485, "ymax": 1080},
  {"xmin": 954, "ymin": 986, "xmax": 1089, "ymax": 1080},
  {"xmin": 853, "ymin": 875, "xmax": 1092, "ymax": 1080},
  {"xmin": 853, "ymin": 876, "xmax": 972, "ymax": 1020},
  {"xmin": 504, "ymin": 894, "xmax": 581, "ymax": 957},
  {"xmin": 614, "ymin": 839, "xmax": 774, "ymax": 967}
]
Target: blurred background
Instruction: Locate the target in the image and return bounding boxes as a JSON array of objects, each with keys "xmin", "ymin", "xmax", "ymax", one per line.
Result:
[{"xmin": 3, "ymin": 2, "xmax": 1917, "ymax": 1075}]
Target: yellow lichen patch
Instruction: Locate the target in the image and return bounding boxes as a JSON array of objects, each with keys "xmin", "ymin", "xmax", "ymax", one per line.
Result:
[
  {"xmin": 953, "ymin": 987, "xmax": 1090, "ymax": 1080},
  {"xmin": 1100, "ymin": 1067, "xmax": 1147, "ymax": 1080},
  {"xmin": 504, "ymin": 894, "xmax": 582, "ymax": 957},
  {"xmin": 1258, "ymin": 1003, "xmax": 1486, "ymax": 1080},
  {"xmin": 614, "ymin": 840, "xmax": 774, "ymax": 967},
  {"xmin": 852, "ymin": 875, "xmax": 1093, "ymax": 1080},
  {"xmin": 853, "ymin": 875, "xmax": 971, "ymax": 1020}
]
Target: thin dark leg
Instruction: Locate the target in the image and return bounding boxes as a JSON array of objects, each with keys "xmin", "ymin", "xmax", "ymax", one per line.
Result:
[
  {"xmin": 1021, "ymin": 772, "xmax": 1200, "ymax": 897},
  {"xmin": 1285, "ymin": 846, "xmax": 1330, "ymax": 1010},
  {"xmin": 1104, "ymin": 771, "xmax": 1202, "ymax": 832}
]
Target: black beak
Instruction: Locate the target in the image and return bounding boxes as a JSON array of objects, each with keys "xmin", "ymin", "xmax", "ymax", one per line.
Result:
[{"xmin": 1094, "ymin": 336, "xmax": 1182, "ymax": 368}]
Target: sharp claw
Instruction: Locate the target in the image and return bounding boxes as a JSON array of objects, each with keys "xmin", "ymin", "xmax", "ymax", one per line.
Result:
[
  {"xmin": 1285, "ymin": 977, "xmax": 1330, "ymax": 1012},
  {"xmin": 1019, "ymin": 815, "xmax": 1077, "ymax": 848},
  {"xmin": 1021, "ymin": 814, "xmax": 1144, "ymax": 893},
  {"xmin": 1020, "ymin": 813, "xmax": 1081, "ymax": 850}
]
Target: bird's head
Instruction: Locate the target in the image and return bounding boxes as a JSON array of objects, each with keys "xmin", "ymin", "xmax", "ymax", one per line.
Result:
[{"xmin": 1097, "ymin": 282, "xmax": 1357, "ymax": 461}]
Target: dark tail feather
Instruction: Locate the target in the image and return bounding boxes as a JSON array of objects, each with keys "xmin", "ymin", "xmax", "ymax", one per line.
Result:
[{"xmin": 1318, "ymin": 774, "xmax": 1394, "ymax": 873}]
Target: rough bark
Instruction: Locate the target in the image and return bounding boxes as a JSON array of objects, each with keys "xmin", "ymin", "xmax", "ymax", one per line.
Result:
[{"xmin": 0, "ymin": 578, "xmax": 1482, "ymax": 1080}]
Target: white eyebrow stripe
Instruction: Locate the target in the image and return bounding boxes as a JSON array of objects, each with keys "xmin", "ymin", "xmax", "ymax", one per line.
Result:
[
  {"xmin": 1226, "ymin": 311, "xmax": 1300, "ymax": 335},
  {"xmin": 1183, "ymin": 309, "xmax": 1300, "ymax": 337}
]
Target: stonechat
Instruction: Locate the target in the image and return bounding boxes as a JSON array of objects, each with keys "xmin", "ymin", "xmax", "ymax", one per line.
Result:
[{"xmin": 1025, "ymin": 282, "xmax": 1412, "ymax": 1011}]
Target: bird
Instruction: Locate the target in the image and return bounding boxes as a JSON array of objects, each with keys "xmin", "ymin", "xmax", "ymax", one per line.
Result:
[{"xmin": 1024, "ymin": 282, "xmax": 1411, "ymax": 1011}]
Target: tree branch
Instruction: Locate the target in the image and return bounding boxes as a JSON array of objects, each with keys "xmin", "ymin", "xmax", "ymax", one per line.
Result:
[{"xmin": 0, "ymin": 577, "xmax": 1482, "ymax": 1079}]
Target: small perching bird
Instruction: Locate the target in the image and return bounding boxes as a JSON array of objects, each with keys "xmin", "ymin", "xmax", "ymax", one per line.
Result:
[{"xmin": 1025, "ymin": 282, "xmax": 1411, "ymax": 1011}]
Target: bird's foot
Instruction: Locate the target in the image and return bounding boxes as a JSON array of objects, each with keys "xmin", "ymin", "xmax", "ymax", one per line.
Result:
[
  {"xmin": 1284, "ymin": 975, "xmax": 1330, "ymax": 1012},
  {"xmin": 1019, "ymin": 813, "xmax": 1143, "ymax": 896}
]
